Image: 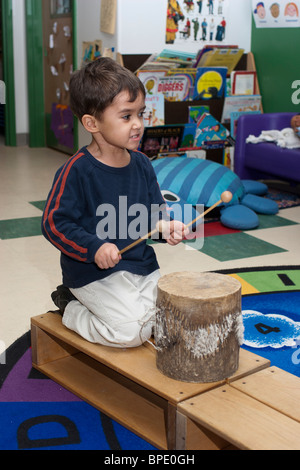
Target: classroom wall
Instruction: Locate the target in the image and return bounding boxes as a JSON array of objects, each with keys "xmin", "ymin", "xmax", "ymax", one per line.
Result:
[{"xmin": 117, "ymin": 0, "xmax": 252, "ymax": 54}]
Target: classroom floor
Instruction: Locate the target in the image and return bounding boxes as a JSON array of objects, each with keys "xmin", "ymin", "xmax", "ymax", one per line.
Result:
[{"xmin": 1, "ymin": 141, "xmax": 300, "ymax": 349}]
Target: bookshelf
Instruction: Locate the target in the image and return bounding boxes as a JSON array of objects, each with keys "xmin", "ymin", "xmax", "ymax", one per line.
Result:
[{"xmin": 122, "ymin": 52, "xmax": 260, "ymax": 164}]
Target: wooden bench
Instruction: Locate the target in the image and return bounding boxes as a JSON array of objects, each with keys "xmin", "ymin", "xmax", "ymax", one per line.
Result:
[
  {"xmin": 31, "ymin": 312, "xmax": 270, "ymax": 450},
  {"xmin": 177, "ymin": 367, "xmax": 300, "ymax": 450}
]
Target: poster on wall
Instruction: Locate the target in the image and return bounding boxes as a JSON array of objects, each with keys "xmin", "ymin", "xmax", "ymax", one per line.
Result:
[
  {"xmin": 166, "ymin": 0, "xmax": 229, "ymax": 45},
  {"xmin": 252, "ymin": 0, "xmax": 300, "ymax": 28}
]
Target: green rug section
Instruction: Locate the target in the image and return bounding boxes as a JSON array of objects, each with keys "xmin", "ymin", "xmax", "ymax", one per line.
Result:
[
  {"xmin": 29, "ymin": 201, "xmax": 46, "ymax": 211},
  {"xmin": 237, "ymin": 269, "xmax": 300, "ymax": 293},
  {"xmin": 191, "ymin": 232, "xmax": 287, "ymax": 261},
  {"xmin": 0, "ymin": 201, "xmax": 46, "ymax": 240},
  {"xmin": 0, "ymin": 217, "xmax": 42, "ymax": 240},
  {"xmin": 256, "ymin": 214, "xmax": 298, "ymax": 229}
]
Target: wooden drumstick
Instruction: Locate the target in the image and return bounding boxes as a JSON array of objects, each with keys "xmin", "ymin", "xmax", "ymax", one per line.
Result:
[
  {"xmin": 185, "ymin": 190, "xmax": 232, "ymax": 229},
  {"xmin": 118, "ymin": 191, "xmax": 233, "ymax": 256}
]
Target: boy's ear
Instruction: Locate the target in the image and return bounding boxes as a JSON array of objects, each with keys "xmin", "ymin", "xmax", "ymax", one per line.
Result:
[{"xmin": 81, "ymin": 114, "xmax": 99, "ymax": 134}]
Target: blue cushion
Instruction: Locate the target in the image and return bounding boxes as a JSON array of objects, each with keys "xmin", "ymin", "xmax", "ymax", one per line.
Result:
[
  {"xmin": 220, "ymin": 205, "xmax": 259, "ymax": 230},
  {"xmin": 241, "ymin": 194, "xmax": 278, "ymax": 214},
  {"xmin": 242, "ymin": 180, "xmax": 268, "ymax": 195}
]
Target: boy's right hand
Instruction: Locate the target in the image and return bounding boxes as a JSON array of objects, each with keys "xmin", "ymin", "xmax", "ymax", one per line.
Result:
[{"xmin": 94, "ymin": 243, "xmax": 121, "ymax": 270}]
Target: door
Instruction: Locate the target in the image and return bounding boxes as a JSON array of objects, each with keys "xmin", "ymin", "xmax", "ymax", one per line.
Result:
[
  {"xmin": 42, "ymin": 0, "xmax": 76, "ymax": 154},
  {"xmin": 1, "ymin": 0, "xmax": 16, "ymax": 146}
]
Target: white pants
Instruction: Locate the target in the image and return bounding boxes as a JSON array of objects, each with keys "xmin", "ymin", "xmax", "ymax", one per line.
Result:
[{"xmin": 62, "ymin": 270, "xmax": 161, "ymax": 348}]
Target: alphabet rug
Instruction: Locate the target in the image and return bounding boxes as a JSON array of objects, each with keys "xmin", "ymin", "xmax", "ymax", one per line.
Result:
[{"xmin": 0, "ymin": 265, "xmax": 299, "ymax": 450}]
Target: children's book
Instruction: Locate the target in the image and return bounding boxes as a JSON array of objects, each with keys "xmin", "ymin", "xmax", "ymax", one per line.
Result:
[
  {"xmin": 167, "ymin": 68, "xmax": 197, "ymax": 101},
  {"xmin": 188, "ymin": 105, "xmax": 210, "ymax": 123},
  {"xmin": 156, "ymin": 49, "xmax": 197, "ymax": 66},
  {"xmin": 193, "ymin": 45, "xmax": 239, "ymax": 68},
  {"xmin": 180, "ymin": 123, "xmax": 197, "ymax": 150},
  {"xmin": 157, "ymin": 76, "xmax": 190, "ymax": 102},
  {"xmin": 230, "ymin": 110, "xmax": 261, "ymax": 138},
  {"xmin": 193, "ymin": 67, "xmax": 227, "ymax": 100},
  {"xmin": 136, "ymin": 70, "xmax": 167, "ymax": 95},
  {"xmin": 198, "ymin": 48, "xmax": 244, "ymax": 75},
  {"xmin": 231, "ymin": 70, "xmax": 257, "ymax": 96},
  {"xmin": 193, "ymin": 112, "xmax": 229, "ymax": 149},
  {"xmin": 221, "ymin": 95, "xmax": 262, "ymax": 123},
  {"xmin": 139, "ymin": 125, "xmax": 184, "ymax": 159},
  {"xmin": 144, "ymin": 94, "xmax": 165, "ymax": 127}
]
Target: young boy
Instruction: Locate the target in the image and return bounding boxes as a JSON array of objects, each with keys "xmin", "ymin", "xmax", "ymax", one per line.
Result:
[{"xmin": 42, "ymin": 57, "xmax": 188, "ymax": 348}]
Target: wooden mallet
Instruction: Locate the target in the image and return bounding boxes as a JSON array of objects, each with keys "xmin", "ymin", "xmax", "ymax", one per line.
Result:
[{"xmin": 118, "ymin": 191, "xmax": 233, "ymax": 256}]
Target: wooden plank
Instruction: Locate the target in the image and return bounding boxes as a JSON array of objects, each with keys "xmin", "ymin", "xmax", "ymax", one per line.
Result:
[
  {"xmin": 31, "ymin": 314, "xmax": 270, "ymax": 403},
  {"xmin": 31, "ymin": 323, "xmax": 76, "ymax": 365},
  {"xmin": 177, "ymin": 385, "xmax": 300, "ymax": 450},
  {"xmin": 230, "ymin": 366, "xmax": 300, "ymax": 423},
  {"xmin": 176, "ymin": 411, "xmax": 233, "ymax": 450}
]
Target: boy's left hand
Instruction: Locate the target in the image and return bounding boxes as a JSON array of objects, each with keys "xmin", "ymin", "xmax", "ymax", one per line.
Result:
[{"xmin": 159, "ymin": 220, "xmax": 190, "ymax": 246}]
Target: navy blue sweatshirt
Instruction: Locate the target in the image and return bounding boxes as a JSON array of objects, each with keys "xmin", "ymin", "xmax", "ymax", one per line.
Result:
[{"xmin": 42, "ymin": 147, "xmax": 166, "ymax": 288}]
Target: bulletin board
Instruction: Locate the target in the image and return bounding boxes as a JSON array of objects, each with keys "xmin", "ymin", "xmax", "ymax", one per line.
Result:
[
  {"xmin": 42, "ymin": 0, "xmax": 74, "ymax": 152},
  {"xmin": 251, "ymin": 15, "xmax": 300, "ymax": 112}
]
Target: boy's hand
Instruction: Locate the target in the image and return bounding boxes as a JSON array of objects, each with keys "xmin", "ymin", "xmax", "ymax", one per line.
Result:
[
  {"xmin": 158, "ymin": 220, "xmax": 189, "ymax": 246},
  {"xmin": 94, "ymin": 243, "xmax": 121, "ymax": 269}
]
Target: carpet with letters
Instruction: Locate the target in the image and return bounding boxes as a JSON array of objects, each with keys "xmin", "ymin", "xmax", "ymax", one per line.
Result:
[{"xmin": 0, "ymin": 265, "xmax": 299, "ymax": 450}]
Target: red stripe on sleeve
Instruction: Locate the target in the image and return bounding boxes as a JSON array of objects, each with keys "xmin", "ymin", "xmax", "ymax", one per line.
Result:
[{"xmin": 43, "ymin": 152, "xmax": 89, "ymax": 261}]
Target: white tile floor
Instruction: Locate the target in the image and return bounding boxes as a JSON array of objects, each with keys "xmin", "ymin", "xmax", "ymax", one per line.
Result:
[{"xmin": 1, "ymin": 142, "xmax": 300, "ymax": 349}]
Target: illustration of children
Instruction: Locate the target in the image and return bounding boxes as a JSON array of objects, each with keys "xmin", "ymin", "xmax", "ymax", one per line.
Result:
[
  {"xmin": 270, "ymin": 2, "xmax": 280, "ymax": 18},
  {"xmin": 197, "ymin": 0, "xmax": 203, "ymax": 14},
  {"xmin": 209, "ymin": 18, "xmax": 215, "ymax": 41},
  {"xmin": 254, "ymin": 2, "xmax": 266, "ymax": 19},
  {"xmin": 218, "ymin": 0, "xmax": 224, "ymax": 15},
  {"xmin": 201, "ymin": 18, "xmax": 208, "ymax": 40},
  {"xmin": 192, "ymin": 17, "xmax": 200, "ymax": 40},
  {"xmin": 285, "ymin": 2, "xmax": 299, "ymax": 17}
]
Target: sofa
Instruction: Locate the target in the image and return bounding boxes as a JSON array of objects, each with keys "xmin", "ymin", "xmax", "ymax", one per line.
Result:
[{"xmin": 234, "ymin": 112, "xmax": 300, "ymax": 183}]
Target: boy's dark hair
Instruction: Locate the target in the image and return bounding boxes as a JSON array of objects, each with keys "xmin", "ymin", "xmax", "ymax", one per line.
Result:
[{"xmin": 69, "ymin": 57, "xmax": 145, "ymax": 121}]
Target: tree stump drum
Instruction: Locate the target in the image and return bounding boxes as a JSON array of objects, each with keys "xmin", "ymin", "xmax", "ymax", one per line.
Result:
[{"xmin": 155, "ymin": 272, "xmax": 244, "ymax": 383}]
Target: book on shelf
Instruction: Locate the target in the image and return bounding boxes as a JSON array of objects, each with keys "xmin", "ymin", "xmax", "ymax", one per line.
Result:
[
  {"xmin": 144, "ymin": 94, "xmax": 165, "ymax": 127},
  {"xmin": 188, "ymin": 105, "xmax": 210, "ymax": 123},
  {"xmin": 136, "ymin": 70, "xmax": 167, "ymax": 95},
  {"xmin": 193, "ymin": 44, "xmax": 239, "ymax": 68},
  {"xmin": 197, "ymin": 47, "xmax": 244, "ymax": 75},
  {"xmin": 167, "ymin": 68, "xmax": 197, "ymax": 100},
  {"xmin": 139, "ymin": 125, "xmax": 185, "ymax": 159},
  {"xmin": 193, "ymin": 66, "xmax": 227, "ymax": 100},
  {"xmin": 193, "ymin": 112, "xmax": 230, "ymax": 149},
  {"xmin": 136, "ymin": 53, "xmax": 179, "ymax": 72},
  {"xmin": 230, "ymin": 110, "xmax": 261, "ymax": 138},
  {"xmin": 157, "ymin": 75, "xmax": 193, "ymax": 102},
  {"xmin": 180, "ymin": 123, "xmax": 197, "ymax": 149},
  {"xmin": 231, "ymin": 70, "xmax": 257, "ymax": 96},
  {"xmin": 221, "ymin": 95, "xmax": 262, "ymax": 123},
  {"xmin": 156, "ymin": 49, "xmax": 197, "ymax": 66}
]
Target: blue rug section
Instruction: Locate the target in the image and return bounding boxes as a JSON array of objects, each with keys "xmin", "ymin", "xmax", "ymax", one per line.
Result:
[
  {"xmin": 241, "ymin": 291, "xmax": 300, "ymax": 377},
  {"xmin": 0, "ymin": 402, "xmax": 156, "ymax": 450}
]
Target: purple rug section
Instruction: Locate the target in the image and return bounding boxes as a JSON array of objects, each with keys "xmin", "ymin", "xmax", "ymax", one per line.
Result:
[{"xmin": 0, "ymin": 348, "xmax": 81, "ymax": 403}]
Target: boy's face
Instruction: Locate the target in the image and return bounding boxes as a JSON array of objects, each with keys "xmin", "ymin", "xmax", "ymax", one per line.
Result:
[{"xmin": 97, "ymin": 90, "xmax": 146, "ymax": 152}]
